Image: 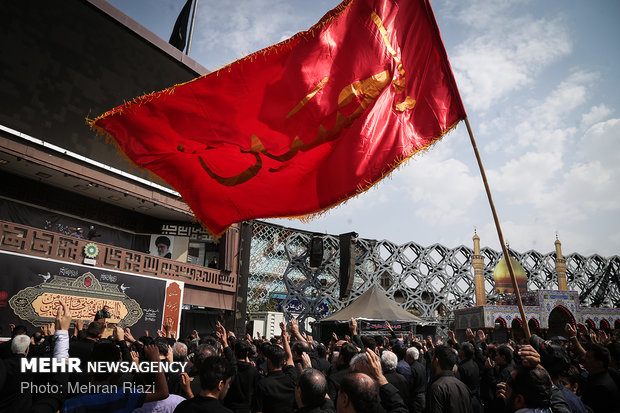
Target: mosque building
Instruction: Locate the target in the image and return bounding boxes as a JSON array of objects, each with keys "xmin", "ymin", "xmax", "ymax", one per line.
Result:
[{"xmin": 454, "ymin": 234, "xmax": 620, "ymax": 341}]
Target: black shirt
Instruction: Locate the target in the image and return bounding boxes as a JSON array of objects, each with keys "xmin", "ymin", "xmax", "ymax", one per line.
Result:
[
  {"xmin": 427, "ymin": 371, "xmax": 472, "ymax": 413},
  {"xmin": 253, "ymin": 365, "xmax": 299, "ymax": 413},
  {"xmin": 174, "ymin": 395, "xmax": 233, "ymax": 413},
  {"xmin": 457, "ymin": 358, "xmax": 480, "ymax": 395},
  {"xmin": 223, "ymin": 360, "xmax": 259, "ymax": 413}
]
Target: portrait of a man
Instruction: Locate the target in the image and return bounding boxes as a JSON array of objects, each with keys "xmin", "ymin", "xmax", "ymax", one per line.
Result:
[{"xmin": 151, "ymin": 235, "xmax": 173, "ymax": 259}]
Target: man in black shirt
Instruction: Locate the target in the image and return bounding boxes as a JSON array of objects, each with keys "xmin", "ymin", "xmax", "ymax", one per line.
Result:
[
  {"xmin": 223, "ymin": 340, "xmax": 259, "ymax": 413},
  {"xmin": 407, "ymin": 346, "xmax": 427, "ymax": 413},
  {"xmin": 427, "ymin": 345, "xmax": 472, "ymax": 413},
  {"xmin": 253, "ymin": 323, "xmax": 299, "ymax": 413},
  {"xmin": 295, "ymin": 368, "xmax": 334, "ymax": 413},
  {"xmin": 457, "ymin": 342, "xmax": 481, "ymax": 413},
  {"xmin": 327, "ymin": 342, "xmax": 358, "ymax": 401},
  {"xmin": 581, "ymin": 344, "xmax": 620, "ymax": 413},
  {"xmin": 174, "ymin": 356, "xmax": 235, "ymax": 413}
]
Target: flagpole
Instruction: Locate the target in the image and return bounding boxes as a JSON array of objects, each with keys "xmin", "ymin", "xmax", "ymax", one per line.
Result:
[
  {"xmin": 464, "ymin": 117, "xmax": 531, "ymax": 340},
  {"xmin": 186, "ymin": 0, "xmax": 199, "ymax": 55}
]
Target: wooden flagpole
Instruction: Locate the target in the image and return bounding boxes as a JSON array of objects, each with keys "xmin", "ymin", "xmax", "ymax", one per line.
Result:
[{"xmin": 464, "ymin": 117, "xmax": 531, "ymax": 340}]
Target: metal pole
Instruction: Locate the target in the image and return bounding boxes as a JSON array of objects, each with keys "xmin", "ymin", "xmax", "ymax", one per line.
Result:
[
  {"xmin": 464, "ymin": 117, "xmax": 531, "ymax": 340},
  {"xmin": 186, "ymin": 0, "xmax": 199, "ymax": 55}
]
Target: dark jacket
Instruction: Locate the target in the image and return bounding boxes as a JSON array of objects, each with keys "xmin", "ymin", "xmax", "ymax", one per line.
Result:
[
  {"xmin": 427, "ymin": 371, "xmax": 472, "ymax": 413},
  {"xmin": 581, "ymin": 370, "xmax": 620, "ymax": 413},
  {"xmin": 384, "ymin": 370, "xmax": 410, "ymax": 408},
  {"xmin": 223, "ymin": 360, "xmax": 259, "ymax": 413},
  {"xmin": 327, "ymin": 365, "xmax": 349, "ymax": 402},
  {"xmin": 253, "ymin": 365, "xmax": 299, "ymax": 413},
  {"xmin": 457, "ymin": 358, "xmax": 479, "ymax": 395}
]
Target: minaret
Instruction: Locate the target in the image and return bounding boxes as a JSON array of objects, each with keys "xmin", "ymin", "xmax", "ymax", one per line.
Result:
[
  {"xmin": 472, "ymin": 230, "xmax": 486, "ymax": 305},
  {"xmin": 555, "ymin": 234, "xmax": 568, "ymax": 291}
]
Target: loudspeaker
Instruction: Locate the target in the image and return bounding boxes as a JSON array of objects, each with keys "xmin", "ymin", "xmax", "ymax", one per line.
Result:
[
  {"xmin": 309, "ymin": 235, "xmax": 324, "ymax": 267},
  {"xmin": 339, "ymin": 232, "xmax": 358, "ymax": 299}
]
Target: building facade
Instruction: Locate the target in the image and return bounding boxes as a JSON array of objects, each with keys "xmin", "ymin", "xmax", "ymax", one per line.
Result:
[
  {"xmin": 246, "ymin": 221, "xmax": 620, "ymax": 334},
  {"xmin": 0, "ymin": 0, "xmax": 244, "ymax": 339}
]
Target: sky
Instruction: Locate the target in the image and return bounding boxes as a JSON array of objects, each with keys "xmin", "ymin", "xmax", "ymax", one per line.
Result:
[{"xmin": 108, "ymin": 0, "xmax": 620, "ymax": 257}]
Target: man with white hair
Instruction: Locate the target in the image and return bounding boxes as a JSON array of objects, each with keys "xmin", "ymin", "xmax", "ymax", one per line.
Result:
[
  {"xmin": 337, "ymin": 349, "xmax": 408, "ymax": 413},
  {"xmin": 172, "ymin": 341, "xmax": 188, "ymax": 362},
  {"xmin": 407, "ymin": 346, "xmax": 427, "ymax": 413},
  {"xmin": 381, "ymin": 350, "xmax": 410, "ymax": 410},
  {"xmin": 11, "ymin": 334, "xmax": 31, "ymax": 356}
]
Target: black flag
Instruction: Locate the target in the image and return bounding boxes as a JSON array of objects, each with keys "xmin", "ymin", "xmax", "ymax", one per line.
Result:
[{"xmin": 169, "ymin": 0, "xmax": 193, "ymax": 52}]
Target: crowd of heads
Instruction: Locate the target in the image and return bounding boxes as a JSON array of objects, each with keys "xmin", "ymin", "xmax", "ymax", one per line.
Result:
[{"xmin": 1, "ymin": 305, "xmax": 620, "ymax": 413}]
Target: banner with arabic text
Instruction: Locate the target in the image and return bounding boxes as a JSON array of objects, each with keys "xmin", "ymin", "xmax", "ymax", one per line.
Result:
[{"xmin": 0, "ymin": 251, "xmax": 183, "ymax": 339}]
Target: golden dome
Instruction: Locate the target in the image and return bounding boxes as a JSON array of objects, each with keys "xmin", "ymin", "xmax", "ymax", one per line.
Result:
[{"xmin": 493, "ymin": 256, "xmax": 528, "ymax": 294}]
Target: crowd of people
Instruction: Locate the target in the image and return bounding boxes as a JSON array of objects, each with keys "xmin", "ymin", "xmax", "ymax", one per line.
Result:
[{"xmin": 1, "ymin": 302, "xmax": 619, "ymax": 413}]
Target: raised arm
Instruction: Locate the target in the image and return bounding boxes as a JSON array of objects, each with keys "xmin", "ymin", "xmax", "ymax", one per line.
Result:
[
  {"xmin": 565, "ymin": 323, "xmax": 586, "ymax": 359},
  {"xmin": 290, "ymin": 318, "xmax": 306, "ymax": 343},
  {"xmin": 280, "ymin": 322, "xmax": 294, "ymax": 367}
]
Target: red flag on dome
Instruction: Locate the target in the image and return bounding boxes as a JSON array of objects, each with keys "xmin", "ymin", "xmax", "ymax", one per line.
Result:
[{"xmin": 90, "ymin": 0, "xmax": 466, "ymax": 235}]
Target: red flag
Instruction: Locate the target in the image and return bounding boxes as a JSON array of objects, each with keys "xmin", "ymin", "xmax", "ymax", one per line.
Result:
[{"xmin": 91, "ymin": 0, "xmax": 466, "ymax": 235}]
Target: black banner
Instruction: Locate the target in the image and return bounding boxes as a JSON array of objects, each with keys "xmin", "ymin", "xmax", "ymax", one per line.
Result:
[
  {"xmin": 0, "ymin": 251, "xmax": 168, "ymax": 338},
  {"xmin": 359, "ymin": 320, "xmax": 415, "ymax": 333}
]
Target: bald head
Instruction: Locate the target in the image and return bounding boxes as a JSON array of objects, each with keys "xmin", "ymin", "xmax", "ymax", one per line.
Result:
[
  {"xmin": 339, "ymin": 372, "xmax": 379, "ymax": 413},
  {"xmin": 298, "ymin": 369, "xmax": 327, "ymax": 408}
]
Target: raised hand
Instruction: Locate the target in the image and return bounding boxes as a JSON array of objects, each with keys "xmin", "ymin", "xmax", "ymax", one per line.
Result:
[
  {"xmin": 55, "ymin": 301, "xmax": 72, "ymax": 331},
  {"xmin": 597, "ymin": 330, "xmax": 610, "ymax": 345},
  {"xmin": 496, "ymin": 382, "xmax": 507, "ymax": 402},
  {"xmin": 179, "ymin": 372, "xmax": 194, "ymax": 398},
  {"xmin": 216, "ymin": 321, "xmax": 227, "ymax": 338},
  {"xmin": 143, "ymin": 344, "xmax": 160, "ymax": 362},
  {"xmin": 301, "ymin": 352, "xmax": 312, "ymax": 369},
  {"xmin": 349, "ymin": 318, "xmax": 358, "ymax": 334},
  {"xmin": 130, "ymin": 350, "xmax": 140, "ymax": 366},
  {"xmin": 124, "ymin": 327, "xmax": 136, "ymax": 343},
  {"xmin": 364, "ymin": 348, "xmax": 388, "ymax": 386},
  {"xmin": 575, "ymin": 323, "xmax": 588, "ymax": 336},
  {"xmin": 290, "ymin": 318, "xmax": 300, "ymax": 335},
  {"xmin": 466, "ymin": 328, "xmax": 475, "ymax": 342},
  {"xmin": 113, "ymin": 326, "xmax": 125, "ymax": 342},
  {"xmin": 476, "ymin": 329, "xmax": 487, "ymax": 343},
  {"xmin": 518, "ymin": 345, "xmax": 540, "ymax": 368},
  {"xmin": 280, "ymin": 322, "xmax": 289, "ymax": 340},
  {"xmin": 447, "ymin": 330, "xmax": 456, "ymax": 342},
  {"xmin": 426, "ymin": 335, "xmax": 434, "ymax": 348},
  {"xmin": 565, "ymin": 323, "xmax": 577, "ymax": 339}
]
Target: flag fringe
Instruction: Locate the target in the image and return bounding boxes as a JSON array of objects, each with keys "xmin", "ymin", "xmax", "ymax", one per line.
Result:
[
  {"xmin": 259, "ymin": 118, "xmax": 464, "ymax": 224},
  {"xmin": 86, "ymin": 119, "xmax": 188, "ymax": 198}
]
